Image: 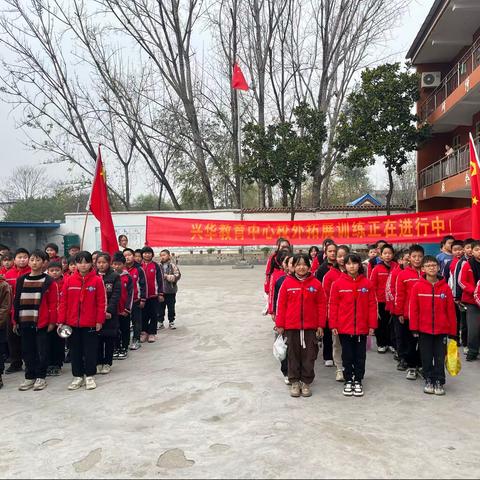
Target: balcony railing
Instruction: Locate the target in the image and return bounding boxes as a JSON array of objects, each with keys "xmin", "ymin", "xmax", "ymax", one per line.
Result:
[
  {"xmin": 418, "ymin": 137, "xmax": 479, "ymax": 189},
  {"xmin": 419, "ymin": 39, "xmax": 480, "ymax": 122}
]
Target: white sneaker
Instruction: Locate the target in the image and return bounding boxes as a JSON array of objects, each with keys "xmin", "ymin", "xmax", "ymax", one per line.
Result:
[
  {"xmin": 406, "ymin": 368, "xmax": 417, "ymax": 380},
  {"xmin": 388, "ymin": 346, "xmax": 396, "ymax": 353},
  {"xmin": 169, "ymin": 323, "xmax": 176, "ymax": 330},
  {"xmin": 463, "ymin": 347, "xmax": 469, "ymax": 356},
  {"xmin": 101, "ymin": 364, "xmax": 111, "ymax": 375},
  {"xmin": 284, "ymin": 376, "xmax": 291, "ymax": 385},
  {"xmin": 324, "ymin": 360, "xmax": 334, "ymax": 367},
  {"xmin": 18, "ymin": 379, "xmax": 35, "ymax": 391},
  {"xmin": 343, "ymin": 381, "xmax": 353, "ymax": 396},
  {"xmin": 68, "ymin": 377, "xmax": 84, "ymax": 390},
  {"xmin": 96, "ymin": 365, "xmax": 103, "ymax": 375},
  {"xmin": 377, "ymin": 346, "xmax": 387, "ymax": 353},
  {"xmin": 85, "ymin": 376, "xmax": 96, "ymax": 390},
  {"xmin": 335, "ymin": 370, "xmax": 344, "ymax": 382},
  {"xmin": 353, "ymin": 382, "xmax": 364, "ymax": 397},
  {"xmin": 33, "ymin": 378, "xmax": 47, "ymax": 391},
  {"xmin": 129, "ymin": 340, "xmax": 141, "ymax": 350}
]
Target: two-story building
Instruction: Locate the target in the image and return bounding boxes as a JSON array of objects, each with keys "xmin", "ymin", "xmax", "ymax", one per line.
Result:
[{"xmin": 408, "ymin": 0, "xmax": 480, "ymax": 212}]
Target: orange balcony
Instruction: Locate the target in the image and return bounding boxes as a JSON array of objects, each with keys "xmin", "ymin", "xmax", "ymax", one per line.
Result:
[
  {"xmin": 418, "ymin": 136, "xmax": 478, "ymax": 201},
  {"xmin": 418, "ymin": 39, "xmax": 480, "ymax": 131}
]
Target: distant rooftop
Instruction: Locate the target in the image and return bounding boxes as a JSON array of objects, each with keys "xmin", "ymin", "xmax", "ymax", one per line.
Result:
[{"xmin": 0, "ymin": 221, "xmax": 61, "ymax": 229}]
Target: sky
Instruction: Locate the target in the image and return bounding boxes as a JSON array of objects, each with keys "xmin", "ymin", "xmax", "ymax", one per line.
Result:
[{"xmin": 0, "ymin": 0, "xmax": 434, "ymax": 192}]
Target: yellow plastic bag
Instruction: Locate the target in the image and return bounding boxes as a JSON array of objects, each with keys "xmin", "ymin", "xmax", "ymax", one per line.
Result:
[{"xmin": 445, "ymin": 339, "xmax": 461, "ymax": 377}]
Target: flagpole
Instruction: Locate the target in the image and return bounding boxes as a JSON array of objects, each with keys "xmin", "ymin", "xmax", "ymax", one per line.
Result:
[
  {"xmin": 237, "ymin": 88, "xmax": 246, "ymax": 262},
  {"xmin": 80, "ymin": 210, "xmax": 89, "ymax": 251}
]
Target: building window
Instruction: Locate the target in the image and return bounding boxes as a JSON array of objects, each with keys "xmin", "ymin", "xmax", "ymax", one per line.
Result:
[
  {"xmin": 460, "ymin": 61, "xmax": 468, "ymax": 75},
  {"xmin": 452, "ymin": 135, "xmax": 461, "ymax": 149}
]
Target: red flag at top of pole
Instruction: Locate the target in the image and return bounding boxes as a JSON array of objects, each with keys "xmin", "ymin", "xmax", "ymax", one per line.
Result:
[
  {"xmin": 469, "ymin": 133, "xmax": 480, "ymax": 238},
  {"xmin": 88, "ymin": 146, "xmax": 118, "ymax": 255},
  {"xmin": 232, "ymin": 63, "xmax": 249, "ymax": 91}
]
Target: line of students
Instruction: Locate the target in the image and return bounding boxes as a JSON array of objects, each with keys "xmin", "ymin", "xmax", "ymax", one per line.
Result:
[
  {"xmin": 0, "ymin": 243, "xmax": 180, "ymax": 391},
  {"xmin": 266, "ymin": 237, "xmax": 468, "ymax": 398}
]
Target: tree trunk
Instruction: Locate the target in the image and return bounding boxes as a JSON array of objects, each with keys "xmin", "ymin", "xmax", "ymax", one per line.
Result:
[
  {"xmin": 123, "ymin": 162, "xmax": 130, "ymax": 211},
  {"xmin": 386, "ymin": 166, "xmax": 394, "ymax": 216},
  {"xmin": 258, "ymin": 181, "xmax": 266, "ymax": 207},
  {"xmin": 289, "ymin": 192, "xmax": 296, "ymax": 221},
  {"xmin": 267, "ymin": 185, "xmax": 274, "ymax": 207},
  {"xmin": 281, "ymin": 187, "xmax": 288, "ymax": 207}
]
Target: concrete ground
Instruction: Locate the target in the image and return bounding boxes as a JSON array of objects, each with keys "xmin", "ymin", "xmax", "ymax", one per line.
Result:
[{"xmin": 1, "ymin": 265, "xmax": 479, "ymax": 479}]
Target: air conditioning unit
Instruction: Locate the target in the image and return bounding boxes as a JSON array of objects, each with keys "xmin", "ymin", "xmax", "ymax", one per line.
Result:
[{"xmin": 421, "ymin": 72, "xmax": 441, "ymax": 88}]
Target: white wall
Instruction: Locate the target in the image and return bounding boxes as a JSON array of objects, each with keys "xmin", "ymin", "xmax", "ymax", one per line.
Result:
[{"xmin": 52, "ymin": 208, "xmax": 411, "ymax": 253}]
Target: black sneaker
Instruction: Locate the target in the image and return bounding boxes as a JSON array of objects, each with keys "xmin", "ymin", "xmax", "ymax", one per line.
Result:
[
  {"xmin": 117, "ymin": 349, "xmax": 128, "ymax": 360},
  {"xmin": 46, "ymin": 366, "xmax": 54, "ymax": 377},
  {"xmin": 353, "ymin": 381, "xmax": 364, "ymax": 397},
  {"xmin": 0, "ymin": 375, "xmax": 3, "ymax": 389},
  {"xmin": 466, "ymin": 355, "xmax": 477, "ymax": 362},
  {"xmin": 5, "ymin": 364, "xmax": 22, "ymax": 374},
  {"xmin": 396, "ymin": 360, "xmax": 407, "ymax": 371},
  {"xmin": 50, "ymin": 367, "xmax": 61, "ymax": 376}
]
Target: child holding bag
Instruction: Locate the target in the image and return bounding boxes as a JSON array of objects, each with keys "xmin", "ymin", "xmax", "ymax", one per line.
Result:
[{"xmin": 275, "ymin": 253, "xmax": 327, "ymax": 398}]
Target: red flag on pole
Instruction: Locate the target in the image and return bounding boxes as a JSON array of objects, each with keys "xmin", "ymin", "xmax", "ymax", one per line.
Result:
[
  {"xmin": 88, "ymin": 146, "xmax": 118, "ymax": 255},
  {"xmin": 232, "ymin": 63, "xmax": 249, "ymax": 91},
  {"xmin": 469, "ymin": 133, "xmax": 480, "ymax": 238}
]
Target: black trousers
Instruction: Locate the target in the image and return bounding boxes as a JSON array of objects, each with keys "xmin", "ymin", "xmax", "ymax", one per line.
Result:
[
  {"xmin": 20, "ymin": 323, "xmax": 48, "ymax": 380},
  {"xmin": 142, "ymin": 298, "xmax": 159, "ymax": 334},
  {"xmin": 465, "ymin": 304, "xmax": 480, "ymax": 358},
  {"xmin": 47, "ymin": 330, "xmax": 65, "ymax": 368},
  {"xmin": 459, "ymin": 306, "xmax": 468, "ymax": 347},
  {"xmin": 391, "ymin": 315, "xmax": 402, "ymax": 352},
  {"xmin": 396, "ymin": 319, "xmax": 420, "ymax": 367},
  {"xmin": 7, "ymin": 317, "xmax": 22, "ymax": 368},
  {"xmin": 116, "ymin": 314, "xmax": 131, "ymax": 350},
  {"xmin": 131, "ymin": 303, "xmax": 142, "ymax": 341},
  {"xmin": 285, "ymin": 330, "xmax": 318, "ymax": 384},
  {"xmin": 339, "ymin": 334, "xmax": 367, "ymax": 383},
  {"xmin": 322, "ymin": 327, "xmax": 333, "ymax": 361},
  {"xmin": 375, "ymin": 303, "xmax": 391, "ymax": 348},
  {"xmin": 159, "ymin": 293, "xmax": 176, "ymax": 323},
  {"xmin": 97, "ymin": 336, "xmax": 115, "ymax": 366},
  {"xmin": 418, "ymin": 333, "xmax": 447, "ymax": 385},
  {"xmin": 0, "ymin": 340, "xmax": 5, "ymax": 375},
  {"xmin": 70, "ymin": 327, "xmax": 99, "ymax": 378}
]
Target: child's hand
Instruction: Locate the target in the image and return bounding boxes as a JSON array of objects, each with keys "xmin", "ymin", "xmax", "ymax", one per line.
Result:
[
  {"xmin": 139, "ymin": 300, "xmax": 145, "ymax": 309},
  {"xmin": 96, "ymin": 323, "xmax": 103, "ymax": 332},
  {"xmin": 368, "ymin": 328, "xmax": 375, "ymax": 336},
  {"xmin": 316, "ymin": 327, "xmax": 324, "ymax": 338},
  {"xmin": 276, "ymin": 327, "xmax": 284, "ymax": 335},
  {"xmin": 47, "ymin": 323, "xmax": 56, "ymax": 333},
  {"xmin": 332, "ymin": 329, "xmax": 338, "ymax": 336},
  {"xmin": 398, "ymin": 315, "xmax": 405, "ymax": 324},
  {"xmin": 106, "ymin": 312, "xmax": 112, "ymax": 320},
  {"xmin": 158, "ymin": 294, "xmax": 165, "ymax": 303}
]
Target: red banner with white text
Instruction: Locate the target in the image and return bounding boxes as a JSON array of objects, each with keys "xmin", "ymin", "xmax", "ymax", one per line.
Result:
[{"xmin": 145, "ymin": 208, "xmax": 472, "ymax": 247}]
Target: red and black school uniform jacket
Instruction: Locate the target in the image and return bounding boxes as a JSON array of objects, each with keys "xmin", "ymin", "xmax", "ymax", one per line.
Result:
[
  {"xmin": 370, "ymin": 261, "xmax": 398, "ymax": 304},
  {"xmin": 13, "ymin": 273, "xmax": 58, "ymax": 329},
  {"xmin": 141, "ymin": 260, "xmax": 164, "ymax": 298},
  {"xmin": 322, "ymin": 267, "xmax": 341, "ymax": 302},
  {"xmin": 310, "ymin": 256, "xmax": 320, "ymax": 275},
  {"xmin": 409, "ymin": 278, "xmax": 457, "ymax": 336},
  {"xmin": 385, "ymin": 265, "xmax": 402, "ymax": 314},
  {"xmin": 315, "ymin": 260, "xmax": 333, "ymax": 283},
  {"xmin": 264, "ymin": 254, "xmax": 275, "ymax": 294},
  {"xmin": 273, "ymin": 275, "xmax": 288, "ymax": 315},
  {"xmin": 452, "ymin": 256, "xmax": 468, "ymax": 300},
  {"xmin": 275, "ymin": 274, "xmax": 327, "ymax": 330},
  {"xmin": 329, "ymin": 273, "xmax": 377, "ymax": 335},
  {"xmin": 394, "ymin": 266, "xmax": 423, "ymax": 318},
  {"xmin": 59, "ymin": 270, "xmax": 106, "ymax": 328},
  {"xmin": 127, "ymin": 262, "xmax": 147, "ymax": 304},
  {"xmin": 47, "ymin": 255, "xmax": 62, "ymax": 264},
  {"xmin": 268, "ymin": 268, "xmax": 285, "ymax": 315},
  {"xmin": 0, "ymin": 266, "xmax": 9, "ymax": 276},
  {"xmin": 458, "ymin": 258, "xmax": 479, "ymax": 305},
  {"xmin": 118, "ymin": 270, "xmax": 133, "ymax": 315},
  {"xmin": 5, "ymin": 266, "xmax": 31, "ymax": 320},
  {"xmin": 99, "ymin": 268, "xmax": 121, "ymax": 337}
]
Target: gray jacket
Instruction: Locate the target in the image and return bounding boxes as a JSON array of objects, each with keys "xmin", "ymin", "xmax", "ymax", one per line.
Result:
[{"xmin": 161, "ymin": 261, "xmax": 181, "ymax": 294}]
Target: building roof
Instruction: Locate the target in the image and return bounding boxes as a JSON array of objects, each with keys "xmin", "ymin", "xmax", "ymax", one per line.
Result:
[
  {"xmin": 347, "ymin": 194, "xmax": 382, "ymax": 207},
  {"xmin": 406, "ymin": 0, "xmax": 445, "ymax": 61},
  {"xmin": 0, "ymin": 221, "xmax": 61, "ymax": 229}
]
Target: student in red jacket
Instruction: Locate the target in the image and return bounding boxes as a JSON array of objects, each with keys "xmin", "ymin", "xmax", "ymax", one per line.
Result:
[
  {"xmin": 409, "ymin": 256, "xmax": 457, "ymax": 395},
  {"xmin": 265, "ymin": 238, "xmax": 291, "ymax": 294},
  {"xmin": 59, "ymin": 251, "xmax": 106, "ymax": 391},
  {"xmin": 370, "ymin": 243, "xmax": 397, "ymax": 353},
  {"xmin": 268, "ymin": 250, "xmax": 289, "ymax": 316},
  {"xmin": 13, "ymin": 250, "xmax": 58, "ymax": 391},
  {"xmin": 4, "ymin": 248, "xmax": 31, "ymax": 374},
  {"xmin": 45, "ymin": 243, "xmax": 61, "ymax": 263},
  {"xmin": 0, "ymin": 252, "xmax": 13, "ymax": 276},
  {"xmin": 123, "ymin": 248, "xmax": 146, "ymax": 350},
  {"xmin": 329, "ymin": 254, "xmax": 377, "ymax": 397},
  {"xmin": 322, "ymin": 245, "xmax": 350, "ymax": 382},
  {"xmin": 395, "ymin": 244, "xmax": 424, "ymax": 380},
  {"xmin": 112, "ymin": 252, "xmax": 133, "ymax": 360},
  {"xmin": 46, "ymin": 261, "xmax": 65, "ymax": 376},
  {"xmin": 275, "ymin": 253, "xmax": 327, "ymax": 398},
  {"xmin": 141, "ymin": 246, "xmax": 164, "ymax": 343}
]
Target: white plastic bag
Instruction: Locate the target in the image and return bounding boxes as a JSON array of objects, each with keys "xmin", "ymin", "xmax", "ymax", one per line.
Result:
[{"xmin": 273, "ymin": 334, "xmax": 287, "ymax": 361}]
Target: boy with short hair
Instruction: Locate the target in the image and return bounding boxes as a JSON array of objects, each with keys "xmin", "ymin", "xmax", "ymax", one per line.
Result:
[
  {"xmin": 443, "ymin": 240, "xmax": 464, "ymax": 283},
  {"xmin": 4, "ymin": 248, "xmax": 31, "ymax": 374},
  {"xmin": 45, "ymin": 243, "xmax": 61, "ymax": 263},
  {"xmin": 112, "ymin": 252, "xmax": 133, "ymax": 359},
  {"xmin": 159, "ymin": 249, "xmax": 181, "ymax": 330},
  {"xmin": 46, "ymin": 261, "xmax": 65, "ymax": 376},
  {"xmin": 134, "ymin": 249, "xmax": 143, "ymax": 265},
  {"xmin": 67, "ymin": 245, "xmax": 80, "ymax": 260},
  {"xmin": 0, "ymin": 252, "xmax": 14, "ymax": 275},
  {"xmin": 410, "ymin": 256, "xmax": 456, "ymax": 395},
  {"xmin": 0, "ymin": 275, "xmax": 12, "ymax": 389},
  {"xmin": 14, "ymin": 250, "xmax": 59, "ymax": 391},
  {"xmin": 394, "ymin": 244, "xmax": 424, "ymax": 380},
  {"xmin": 123, "ymin": 248, "xmax": 146, "ymax": 350},
  {"xmin": 141, "ymin": 247, "xmax": 164, "ymax": 342},
  {"xmin": 436, "ymin": 235, "xmax": 455, "ymax": 270}
]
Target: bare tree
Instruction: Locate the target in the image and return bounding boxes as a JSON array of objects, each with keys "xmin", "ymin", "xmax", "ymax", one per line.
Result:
[{"xmin": 1, "ymin": 165, "xmax": 49, "ymax": 201}]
